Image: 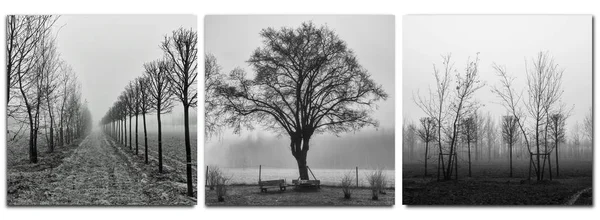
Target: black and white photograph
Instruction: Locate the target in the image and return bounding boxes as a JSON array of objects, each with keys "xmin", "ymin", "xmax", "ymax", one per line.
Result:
[
  {"xmin": 204, "ymin": 15, "xmax": 395, "ymax": 206},
  {"xmin": 6, "ymin": 15, "xmax": 198, "ymax": 205},
  {"xmin": 402, "ymin": 15, "xmax": 592, "ymax": 205}
]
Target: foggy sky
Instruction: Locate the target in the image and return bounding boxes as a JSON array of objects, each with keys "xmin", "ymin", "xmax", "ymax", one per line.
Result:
[
  {"xmin": 205, "ymin": 15, "xmax": 396, "ymax": 148},
  {"xmin": 53, "ymin": 15, "xmax": 197, "ymax": 124},
  {"xmin": 403, "ymin": 15, "xmax": 592, "ymax": 130}
]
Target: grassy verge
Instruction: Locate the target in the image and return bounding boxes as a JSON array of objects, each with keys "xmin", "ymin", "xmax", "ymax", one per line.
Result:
[{"xmin": 205, "ymin": 185, "xmax": 394, "ymax": 206}]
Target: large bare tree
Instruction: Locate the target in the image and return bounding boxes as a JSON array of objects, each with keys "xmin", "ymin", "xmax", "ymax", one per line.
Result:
[
  {"xmin": 161, "ymin": 27, "xmax": 197, "ymax": 197},
  {"xmin": 218, "ymin": 22, "xmax": 387, "ymax": 180}
]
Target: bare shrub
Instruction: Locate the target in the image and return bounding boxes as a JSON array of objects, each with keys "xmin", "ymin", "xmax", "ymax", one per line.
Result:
[
  {"xmin": 215, "ymin": 172, "xmax": 230, "ymax": 202},
  {"xmin": 367, "ymin": 169, "xmax": 387, "ymax": 200},
  {"xmin": 340, "ymin": 171, "xmax": 354, "ymax": 199},
  {"xmin": 206, "ymin": 165, "xmax": 220, "ymax": 190}
]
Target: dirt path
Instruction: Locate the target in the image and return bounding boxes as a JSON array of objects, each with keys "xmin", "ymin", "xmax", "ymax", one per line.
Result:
[
  {"xmin": 8, "ymin": 131, "xmax": 195, "ymax": 206},
  {"xmin": 564, "ymin": 187, "xmax": 592, "ymax": 205}
]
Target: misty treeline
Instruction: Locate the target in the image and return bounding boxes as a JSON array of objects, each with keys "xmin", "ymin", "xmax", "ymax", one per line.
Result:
[
  {"xmin": 7, "ymin": 15, "xmax": 93, "ymax": 164},
  {"xmin": 100, "ymin": 27, "xmax": 197, "ymax": 197},
  {"xmin": 205, "ymin": 129, "xmax": 394, "ymax": 169},
  {"xmin": 205, "ymin": 22, "xmax": 388, "ymax": 180},
  {"xmin": 408, "ymin": 51, "xmax": 592, "ymax": 181}
]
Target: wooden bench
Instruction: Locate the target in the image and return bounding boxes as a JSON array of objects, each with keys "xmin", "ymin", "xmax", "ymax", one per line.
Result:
[
  {"xmin": 292, "ymin": 179, "xmax": 321, "ymax": 189},
  {"xmin": 259, "ymin": 179, "xmax": 286, "ymax": 192}
]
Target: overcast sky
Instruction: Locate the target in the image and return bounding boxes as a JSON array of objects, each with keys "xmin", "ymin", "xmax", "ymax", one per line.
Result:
[
  {"xmin": 403, "ymin": 15, "xmax": 592, "ymax": 130},
  {"xmin": 205, "ymin": 15, "xmax": 395, "ymax": 146},
  {"xmin": 54, "ymin": 15, "xmax": 196, "ymax": 123}
]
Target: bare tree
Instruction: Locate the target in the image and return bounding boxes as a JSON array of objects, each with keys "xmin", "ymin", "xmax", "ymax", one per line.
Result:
[
  {"xmin": 145, "ymin": 59, "xmax": 174, "ymax": 173},
  {"xmin": 137, "ymin": 76, "xmax": 153, "ymax": 164},
  {"xmin": 492, "ymin": 52, "xmax": 565, "ymax": 181},
  {"xmin": 6, "ymin": 15, "xmax": 56, "ymax": 109},
  {"xmin": 460, "ymin": 116, "xmax": 478, "ymax": 177},
  {"xmin": 39, "ymin": 37, "xmax": 61, "ymax": 152},
  {"xmin": 549, "ymin": 104, "xmax": 571, "ymax": 177},
  {"xmin": 218, "ymin": 22, "xmax": 387, "ymax": 180},
  {"xmin": 204, "ymin": 53, "xmax": 225, "ymax": 139},
  {"xmin": 416, "ymin": 117, "xmax": 437, "ymax": 176},
  {"xmin": 416, "ymin": 53, "xmax": 483, "ymax": 180},
  {"xmin": 501, "ymin": 115, "xmax": 519, "ymax": 177},
  {"xmin": 414, "ymin": 54, "xmax": 452, "ymax": 179},
  {"xmin": 161, "ymin": 27, "xmax": 198, "ymax": 197},
  {"xmin": 583, "ymin": 107, "xmax": 592, "ymax": 143}
]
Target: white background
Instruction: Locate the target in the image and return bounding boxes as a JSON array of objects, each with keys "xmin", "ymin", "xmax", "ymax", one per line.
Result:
[{"xmin": 0, "ymin": 0, "xmax": 597, "ymax": 219}]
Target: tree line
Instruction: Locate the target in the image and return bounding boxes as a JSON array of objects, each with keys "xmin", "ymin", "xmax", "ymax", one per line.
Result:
[
  {"xmin": 100, "ymin": 27, "xmax": 197, "ymax": 197},
  {"xmin": 409, "ymin": 51, "xmax": 593, "ymax": 181},
  {"xmin": 7, "ymin": 15, "xmax": 93, "ymax": 164}
]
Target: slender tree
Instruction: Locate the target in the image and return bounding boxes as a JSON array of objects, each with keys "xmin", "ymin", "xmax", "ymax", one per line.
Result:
[
  {"xmin": 416, "ymin": 117, "xmax": 437, "ymax": 176},
  {"xmin": 501, "ymin": 115, "xmax": 519, "ymax": 177},
  {"xmin": 137, "ymin": 76, "xmax": 153, "ymax": 164},
  {"xmin": 492, "ymin": 52, "xmax": 565, "ymax": 181},
  {"xmin": 161, "ymin": 27, "xmax": 198, "ymax": 197},
  {"xmin": 145, "ymin": 59, "xmax": 175, "ymax": 173},
  {"xmin": 461, "ymin": 116, "xmax": 478, "ymax": 177}
]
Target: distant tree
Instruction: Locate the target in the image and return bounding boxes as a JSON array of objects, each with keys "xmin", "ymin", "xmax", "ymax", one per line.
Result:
[
  {"xmin": 583, "ymin": 107, "xmax": 592, "ymax": 143},
  {"xmin": 416, "ymin": 117, "xmax": 437, "ymax": 176},
  {"xmin": 492, "ymin": 52, "xmax": 565, "ymax": 181},
  {"xmin": 132, "ymin": 80, "xmax": 141, "ymax": 155},
  {"xmin": 145, "ymin": 59, "xmax": 175, "ymax": 173},
  {"xmin": 118, "ymin": 93, "xmax": 129, "ymax": 146},
  {"xmin": 571, "ymin": 122, "xmax": 581, "ymax": 146},
  {"xmin": 161, "ymin": 27, "xmax": 198, "ymax": 197},
  {"xmin": 218, "ymin": 22, "xmax": 387, "ymax": 180},
  {"xmin": 461, "ymin": 116, "xmax": 478, "ymax": 177},
  {"xmin": 549, "ymin": 109, "xmax": 569, "ymax": 177},
  {"xmin": 501, "ymin": 115, "xmax": 519, "ymax": 177}
]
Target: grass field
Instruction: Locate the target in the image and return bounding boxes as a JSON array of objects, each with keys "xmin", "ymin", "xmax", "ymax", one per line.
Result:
[
  {"xmin": 205, "ymin": 185, "xmax": 394, "ymax": 206},
  {"xmin": 403, "ymin": 160, "xmax": 592, "ymax": 205}
]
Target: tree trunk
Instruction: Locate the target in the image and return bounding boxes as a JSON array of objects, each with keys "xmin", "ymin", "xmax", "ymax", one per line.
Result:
[
  {"xmin": 143, "ymin": 112, "xmax": 148, "ymax": 164},
  {"xmin": 183, "ymin": 105, "xmax": 193, "ymax": 197},
  {"xmin": 295, "ymin": 152, "xmax": 309, "ymax": 180},
  {"xmin": 135, "ymin": 113, "xmax": 138, "ymax": 155},
  {"xmin": 555, "ymin": 141, "xmax": 559, "ymax": 177},
  {"xmin": 157, "ymin": 109, "xmax": 163, "ymax": 173},
  {"xmin": 129, "ymin": 116, "xmax": 132, "ymax": 150},
  {"xmin": 424, "ymin": 141, "xmax": 429, "ymax": 176},
  {"xmin": 124, "ymin": 117, "xmax": 127, "ymax": 146},
  {"xmin": 468, "ymin": 141, "xmax": 471, "ymax": 177},
  {"xmin": 509, "ymin": 141, "xmax": 513, "ymax": 178}
]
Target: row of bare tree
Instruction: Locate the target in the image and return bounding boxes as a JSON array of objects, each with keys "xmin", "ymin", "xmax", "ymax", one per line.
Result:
[
  {"xmin": 100, "ymin": 27, "xmax": 197, "ymax": 197},
  {"xmin": 7, "ymin": 15, "xmax": 93, "ymax": 164},
  {"xmin": 411, "ymin": 51, "xmax": 592, "ymax": 181}
]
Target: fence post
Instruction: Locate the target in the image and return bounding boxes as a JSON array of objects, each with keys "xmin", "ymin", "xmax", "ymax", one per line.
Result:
[
  {"xmin": 356, "ymin": 167, "xmax": 359, "ymax": 187},
  {"xmin": 259, "ymin": 165, "xmax": 262, "ymax": 182}
]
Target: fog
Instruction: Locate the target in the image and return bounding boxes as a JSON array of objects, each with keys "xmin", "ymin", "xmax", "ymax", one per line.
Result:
[
  {"xmin": 403, "ymin": 15, "xmax": 592, "ymax": 132},
  {"xmin": 53, "ymin": 15, "xmax": 197, "ymax": 124},
  {"xmin": 204, "ymin": 15, "xmax": 396, "ymax": 169}
]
